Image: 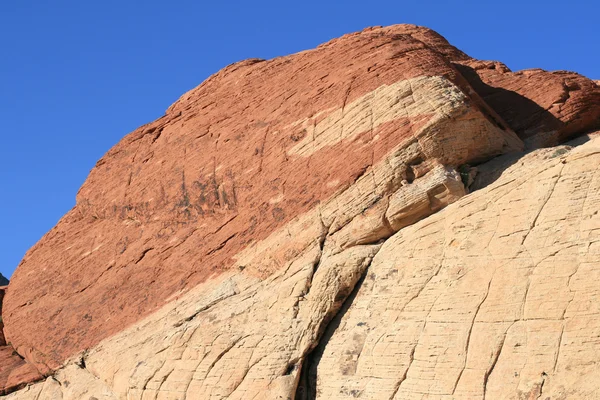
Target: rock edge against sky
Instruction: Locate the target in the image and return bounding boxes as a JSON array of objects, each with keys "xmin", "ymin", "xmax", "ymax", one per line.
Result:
[{"xmin": 1, "ymin": 24, "xmax": 600, "ymax": 399}]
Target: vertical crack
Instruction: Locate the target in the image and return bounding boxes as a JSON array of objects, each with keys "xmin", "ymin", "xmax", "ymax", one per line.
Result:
[
  {"xmin": 388, "ymin": 345, "xmax": 416, "ymax": 400},
  {"xmin": 295, "ymin": 249, "xmax": 377, "ymax": 400},
  {"xmin": 520, "ymin": 164, "xmax": 564, "ymax": 246},
  {"xmin": 553, "ymin": 325, "xmax": 565, "ymax": 373},
  {"xmin": 482, "ymin": 321, "xmax": 515, "ymax": 400},
  {"xmin": 535, "ymin": 373, "xmax": 547, "ymax": 400}
]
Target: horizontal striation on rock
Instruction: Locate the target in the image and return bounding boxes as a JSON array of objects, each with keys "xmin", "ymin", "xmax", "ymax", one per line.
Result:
[
  {"xmin": 5, "ymin": 133, "xmax": 599, "ymax": 400},
  {"xmin": 312, "ymin": 133, "xmax": 600, "ymax": 399},
  {"xmin": 3, "ymin": 24, "xmax": 521, "ymax": 375},
  {"xmin": 2, "ymin": 24, "xmax": 599, "ymax": 399}
]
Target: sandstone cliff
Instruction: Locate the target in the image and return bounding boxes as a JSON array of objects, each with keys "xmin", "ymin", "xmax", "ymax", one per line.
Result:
[
  {"xmin": 0, "ymin": 285, "xmax": 42, "ymax": 395},
  {"xmin": 1, "ymin": 24, "xmax": 599, "ymax": 399}
]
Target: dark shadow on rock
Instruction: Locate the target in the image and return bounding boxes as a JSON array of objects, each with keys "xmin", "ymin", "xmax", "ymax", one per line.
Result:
[
  {"xmin": 453, "ymin": 62, "xmax": 600, "ymax": 190},
  {"xmin": 454, "ymin": 63, "xmax": 568, "ymax": 147},
  {"xmin": 470, "ymin": 130, "xmax": 597, "ymax": 192},
  {"xmin": 295, "ymin": 271, "xmax": 369, "ymax": 400}
]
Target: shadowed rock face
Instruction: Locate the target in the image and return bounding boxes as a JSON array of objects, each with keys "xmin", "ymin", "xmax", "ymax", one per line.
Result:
[
  {"xmin": 2, "ymin": 25, "xmax": 600, "ymax": 399},
  {"xmin": 0, "ymin": 274, "xmax": 8, "ymax": 287},
  {"xmin": 455, "ymin": 61, "xmax": 600, "ymax": 148},
  {"xmin": 385, "ymin": 27, "xmax": 600, "ymax": 148}
]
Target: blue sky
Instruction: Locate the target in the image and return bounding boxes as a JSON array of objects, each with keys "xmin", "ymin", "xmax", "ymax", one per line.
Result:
[{"xmin": 0, "ymin": 1, "xmax": 597, "ymax": 279}]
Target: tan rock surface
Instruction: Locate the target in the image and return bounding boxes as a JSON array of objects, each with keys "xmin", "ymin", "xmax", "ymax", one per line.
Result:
[
  {"xmin": 3, "ymin": 24, "xmax": 520, "ymax": 375},
  {"xmin": 2, "ymin": 24, "xmax": 600, "ymax": 399},
  {"xmin": 311, "ymin": 133, "xmax": 600, "ymax": 399},
  {"xmin": 4, "ymin": 134, "xmax": 599, "ymax": 400}
]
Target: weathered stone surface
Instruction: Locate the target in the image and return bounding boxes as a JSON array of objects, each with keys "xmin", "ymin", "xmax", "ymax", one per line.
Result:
[
  {"xmin": 2, "ymin": 24, "xmax": 600, "ymax": 399},
  {"xmin": 2, "ymin": 365, "xmax": 116, "ymax": 400},
  {"xmin": 311, "ymin": 133, "xmax": 600, "ymax": 399},
  {"xmin": 390, "ymin": 25, "xmax": 600, "ymax": 148},
  {"xmin": 0, "ymin": 287, "xmax": 42, "ymax": 396},
  {"xmin": 455, "ymin": 61, "xmax": 600, "ymax": 148},
  {"xmin": 4, "ymin": 133, "xmax": 599, "ymax": 399},
  {"xmin": 3, "ymin": 24, "xmax": 520, "ymax": 375}
]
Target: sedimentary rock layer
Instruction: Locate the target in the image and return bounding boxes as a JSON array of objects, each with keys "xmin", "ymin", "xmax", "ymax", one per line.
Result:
[
  {"xmin": 456, "ymin": 61, "xmax": 600, "ymax": 148},
  {"xmin": 2, "ymin": 24, "xmax": 599, "ymax": 398},
  {"xmin": 0, "ymin": 287, "xmax": 42, "ymax": 395},
  {"xmin": 3, "ymin": 24, "xmax": 522, "ymax": 374},
  {"xmin": 312, "ymin": 133, "xmax": 600, "ymax": 399},
  {"xmin": 5, "ymin": 134, "xmax": 599, "ymax": 400},
  {"xmin": 392, "ymin": 25, "xmax": 600, "ymax": 147}
]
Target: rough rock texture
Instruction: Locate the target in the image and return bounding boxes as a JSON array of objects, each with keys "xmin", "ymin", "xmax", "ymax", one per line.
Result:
[
  {"xmin": 2, "ymin": 24, "xmax": 600, "ymax": 399},
  {"xmin": 4, "ymin": 134, "xmax": 600, "ymax": 400},
  {"xmin": 310, "ymin": 133, "xmax": 600, "ymax": 399},
  {"xmin": 3, "ymin": 24, "xmax": 522, "ymax": 374},
  {"xmin": 455, "ymin": 62, "xmax": 600, "ymax": 148},
  {"xmin": 0, "ymin": 287, "xmax": 42, "ymax": 395},
  {"xmin": 368, "ymin": 25, "xmax": 600, "ymax": 148}
]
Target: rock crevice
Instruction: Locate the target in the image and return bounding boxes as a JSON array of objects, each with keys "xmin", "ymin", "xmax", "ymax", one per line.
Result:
[{"xmin": 2, "ymin": 24, "xmax": 600, "ymax": 398}]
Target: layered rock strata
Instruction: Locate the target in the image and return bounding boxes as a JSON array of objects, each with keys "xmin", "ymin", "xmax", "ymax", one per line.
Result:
[
  {"xmin": 0, "ymin": 287, "xmax": 42, "ymax": 395},
  {"xmin": 310, "ymin": 132, "xmax": 600, "ymax": 399},
  {"xmin": 5, "ymin": 132, "xmax": 600, "ymax": 399},
  {"xmin": 2, "ymin": 24, "xmax": 599, "ymax": 399}
]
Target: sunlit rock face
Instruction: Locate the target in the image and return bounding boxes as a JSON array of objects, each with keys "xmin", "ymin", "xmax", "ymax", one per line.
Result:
[
  {"xmin": 2, "ymin": 24, "xmax": 600, "ymax": 399},
  {"xmin": 1, "ymin": 283, "xmax": 43, "ymax": 395}
]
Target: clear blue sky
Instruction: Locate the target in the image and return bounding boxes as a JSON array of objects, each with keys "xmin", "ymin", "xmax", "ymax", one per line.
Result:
[{"xmin": 0, "ymin": 1, "xmax": 597, "ymax": 279}]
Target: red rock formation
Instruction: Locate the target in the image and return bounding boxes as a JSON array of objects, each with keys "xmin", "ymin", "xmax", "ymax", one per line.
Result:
[
  {"xmin": 0, "ymin": 287, "xmax": 42, "ymax": 395},
  {"xmin": 455, "ymin": 61, "xmax": 600, "ymax": 147},
  {"xmin": 0, "ymin": 286, "xmax": 6, "ymax": 346},
  {"xmin": 389, "ymin": 25, "xmax": 600, "ymax": 147},
  {"xmin": 2, "ymin": 25, "xmax": 511, "ymax": 374},
  {"xmin": 2, "ymin": 25, "xmax": 599, "ymax": 395}
]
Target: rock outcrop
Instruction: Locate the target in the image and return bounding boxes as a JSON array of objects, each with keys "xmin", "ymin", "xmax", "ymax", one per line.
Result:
[
  {"xmin": 2, "ymin": 24, "xmax": 599, "ymax": 399},
  {"xmin": 455, "ymin": 63, "xmax": 600, "ymax": 148},
  {"xmin": 0, "ymin": 286, "xmax": 42, "ymax": 395},
  {"xmin": 310, "ymin": 133, "xmax": 600, "ymax": 399},
  {"xmin": 0, "ymin": 275, "xmax": 8, "ymax": 287}
]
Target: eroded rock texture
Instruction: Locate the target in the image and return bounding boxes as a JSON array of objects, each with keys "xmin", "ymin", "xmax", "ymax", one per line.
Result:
[
  {"xmin": 456, "ymin": 62, "xmax": 600, "ymax": 148},
  {"xmin": 0, "ymin": 287, "xmax": 42, "ymax": 395},
  {"xmin": 2, "ymin": 24, "xmax": 599, "ymax": 399},
  {"xmin": 311, "ymin": 134, "xmax": 600, "ymax": 399}
]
